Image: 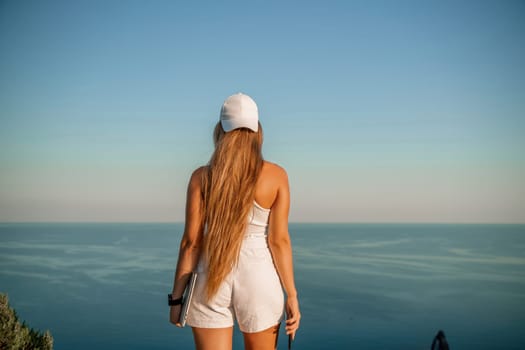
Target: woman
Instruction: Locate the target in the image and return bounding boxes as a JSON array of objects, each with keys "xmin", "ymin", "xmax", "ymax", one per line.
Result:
[{"xmin": 169, "ymin": 93, "xmax": 301, "ymax": 350}]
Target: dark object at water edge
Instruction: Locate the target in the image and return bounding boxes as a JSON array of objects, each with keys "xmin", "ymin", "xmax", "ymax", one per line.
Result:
[{"xmin": 431, "ymin": 329, "xmax": 450, "ymax": 350}]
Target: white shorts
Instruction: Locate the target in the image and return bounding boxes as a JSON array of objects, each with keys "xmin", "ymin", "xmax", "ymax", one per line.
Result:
[{"xmin": 186, "ymin": 236, "xmax": 285, "ymax": 333}]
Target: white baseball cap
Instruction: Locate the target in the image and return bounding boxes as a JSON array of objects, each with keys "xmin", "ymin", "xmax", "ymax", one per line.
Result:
[{"xmin": 219, "ymin": 92, "xmax": 259, "ymax": 132}]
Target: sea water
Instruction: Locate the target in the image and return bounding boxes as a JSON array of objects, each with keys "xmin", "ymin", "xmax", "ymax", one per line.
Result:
[{"xmin": 0, "ymin": 223, "xmax": 524, "ymax": 349}]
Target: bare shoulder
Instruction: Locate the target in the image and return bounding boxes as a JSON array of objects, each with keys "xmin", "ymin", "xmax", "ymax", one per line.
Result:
[
  {"xmin": 256, "ymin": 161, "xmax": 289, "ymax": 208},
  {"xmin": 192, "ymin": 165, "xmax": 208, "ymax": 177},
  {"xmin": 189, "ymin": 166, "xmax": 207, "ymax": 188},
  {"xmin": 262, "ymin": 160, "xmax": 288, "ymax": 182},
  {"xmin": 262, "ymin": 160, "xmax": 288, "ymax": 186}
]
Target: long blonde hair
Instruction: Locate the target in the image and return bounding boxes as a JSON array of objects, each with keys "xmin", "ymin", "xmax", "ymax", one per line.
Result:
[{"xmin": 200, "ymin": 121, "xmax": 264, "ymax": 300}]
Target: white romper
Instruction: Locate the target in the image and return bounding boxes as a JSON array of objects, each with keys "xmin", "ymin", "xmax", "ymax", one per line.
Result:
[{"xmin": 185, "ymin": 201, "xmax": 285, "ymax": 333}]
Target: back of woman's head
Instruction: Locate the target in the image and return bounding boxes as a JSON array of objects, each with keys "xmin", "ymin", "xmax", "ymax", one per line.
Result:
[{"xmin": 201, "ymin": 114, "xmax": 264, "ymax": 301}]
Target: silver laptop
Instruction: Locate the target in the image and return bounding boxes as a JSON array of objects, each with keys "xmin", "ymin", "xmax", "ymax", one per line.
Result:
[{"xmin": 179, "ymin": 271, "xmax": 198, "ymax": 327}]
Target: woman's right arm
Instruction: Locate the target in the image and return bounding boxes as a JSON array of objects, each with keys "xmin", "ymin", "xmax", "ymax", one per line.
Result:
[
  {"xmin": 169, "ymin": 167, "xmax": 205, "ymax": 326},
  {"xmin": 267, "ymin": 167, "xmax": 301, "ymax": 339}
]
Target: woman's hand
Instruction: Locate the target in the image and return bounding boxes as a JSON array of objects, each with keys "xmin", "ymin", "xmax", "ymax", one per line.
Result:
[
  {"xmin": 169, "ymin": 305, "xmax": 182, "ymax": 327},
  {"xmin": 285, "ymin": 295, "xmax": 301, "ymax": 340}
]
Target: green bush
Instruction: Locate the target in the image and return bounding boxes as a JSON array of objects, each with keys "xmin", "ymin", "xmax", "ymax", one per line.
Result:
[{"xmin": 0, "ymin": 293, "xmax": 53, "ymax": 350}]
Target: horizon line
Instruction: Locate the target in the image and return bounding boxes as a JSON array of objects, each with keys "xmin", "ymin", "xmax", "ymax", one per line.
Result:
[{"xmin": 1, "ymin": 221, "xmax": 524, "ymax": 225}]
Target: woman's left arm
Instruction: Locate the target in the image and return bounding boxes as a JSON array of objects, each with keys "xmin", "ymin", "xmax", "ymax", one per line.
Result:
[{"xmin": 169, "ymin": 167, "xmax": 205, "ymax": 326}]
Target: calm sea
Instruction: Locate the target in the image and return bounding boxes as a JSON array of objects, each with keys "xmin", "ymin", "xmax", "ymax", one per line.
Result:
[{"xmin": 0, "ymin": 223, "xmax": 524, "ymax": 349}]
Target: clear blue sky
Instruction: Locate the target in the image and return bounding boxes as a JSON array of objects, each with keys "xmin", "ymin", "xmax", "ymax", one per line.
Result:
[{"xmin": 1, "ymin": 0, "xmax": 524, "ymax": 223}]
